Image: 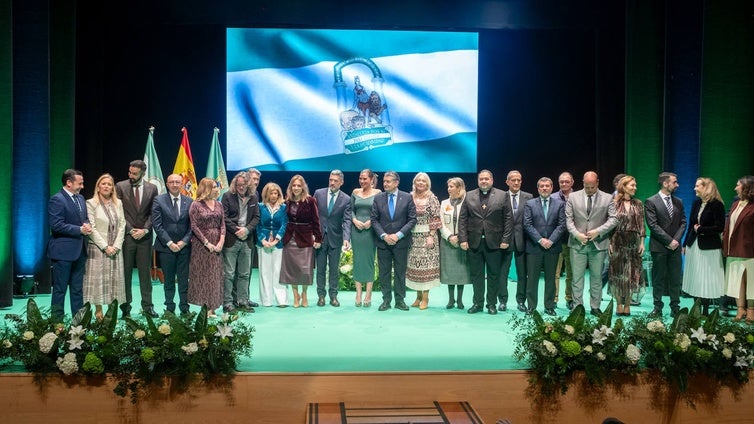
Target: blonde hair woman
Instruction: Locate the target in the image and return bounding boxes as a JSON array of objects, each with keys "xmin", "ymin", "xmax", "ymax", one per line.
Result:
[
  {"xmin": 257, "ymin": 182, "xmax": 289, "ymax": 307},
  {"xmin": 406, "ymin": 172, "xmax": 442, "ymax": 310},
  {"xmin": 84, "ymin": 173, "xmax": 126, "ymax": 321},
  {"xmin": 439, "ymin": 177, "xmax": 471, "ymax": 309}
]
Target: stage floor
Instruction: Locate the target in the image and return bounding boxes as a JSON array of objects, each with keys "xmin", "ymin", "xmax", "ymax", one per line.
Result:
[{"xmin": 1, "ymin": 270, "xmax": 695, "ymax": 373}]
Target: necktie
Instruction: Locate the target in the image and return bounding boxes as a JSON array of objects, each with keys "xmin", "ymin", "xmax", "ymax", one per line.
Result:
[
  {"xmin": 586, "ymin": 195, "xmax": 593, "ymax": 216},
  {"xmin": 134, "ymin": 185, "xmax": 141, "ymax": 210},
  {"xmin": 543, "ymin": 198, "xmax": 549, "ymax": 218},
  {"xmin": 512, "ymin": 193, "xmax": 518, "ymax": 211},
  {"xmin": 388, "ymin": 193, "xmax": 395, "ymax": 219},
  {"xmin": 664, "ymin": 196, "xmax": 674, "ymax": 218},
  {"xmin": 72, "ymin": 195, "xmax": 82, "ymax": 212},
  {"xmin": 173, "ymin": 197, "xmax": 180, "ymax": 219},
  {"xmin": 328, "ymin": 192, "xmax": 335, "ymax": 214}
]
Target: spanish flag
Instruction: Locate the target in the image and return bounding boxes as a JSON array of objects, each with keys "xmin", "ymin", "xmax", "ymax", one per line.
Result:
[{"xmin": 173, "ymin": 127, "xmax": 198, "ymax": 199}]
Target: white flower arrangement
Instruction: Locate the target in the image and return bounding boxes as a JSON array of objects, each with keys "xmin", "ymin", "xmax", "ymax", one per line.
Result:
[
  {"xmin": 38, "ymin": 332, "xmax": 58, "ymax": 354},
  {"xmin": 181, "ymin": 342, "xmax": 199, "ymax": 355},
  {"xmin": 625, "ymin": 344, "xmax": 641, "ymax": 364},
  {"xmin": 133, "ymin": 329, "xmax": 146, "ymax": 339},
  {"xmin": 56, "ymin": 352, "xmax": 79, "ymax": 375},
  {"xmin": 157, "ymin": 323, "xmax": 172, "ymax": 336}
]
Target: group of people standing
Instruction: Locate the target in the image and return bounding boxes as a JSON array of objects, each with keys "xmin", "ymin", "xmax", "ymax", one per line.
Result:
[{"xmin": 47, "ymin": 163, "xmax": 754, "ymax": 322}]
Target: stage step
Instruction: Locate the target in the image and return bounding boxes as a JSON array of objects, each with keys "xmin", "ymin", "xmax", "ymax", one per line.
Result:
[{"xmin": 307, "ymin": 401, "xmax": 484, "ymax": 424}]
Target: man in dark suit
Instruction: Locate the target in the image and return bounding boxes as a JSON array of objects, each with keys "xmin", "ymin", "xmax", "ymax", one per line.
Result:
[
  {"xmin": 553, "ymin": 171, "xmax": 575, "ymax": 310},
  {"xmin": 152, "ymin": 174, "xmax": 193, "ymax": 317},
  {"xmin": 314, "ymin": 170, "xmax": 352, "ymax": 307},
  {"xmin": 645, "ymin": 172, "xmax": 686, "ymax": 317},
  {"xmin": 371, "ymin": 171, "xmax": 417, "ymax": 311},
  {"xmin": 48, "ymin": 169, "xmax": 93, "ymax": 320},
  {"xmin": 222, "ymin": 171, "xmax": 261, "ymax": 313},
  {"xmin": 499, "ymin": 170, "xmax": 533, "ymax": 312},
  {"xmin": 458, "ymin": 170, "xmax": 513, "ymax": 315},
  {"xmin": 522, "ymin": 177, "xmax": 567, "ymax": 315},
  {"xmin": 115, "ymin": 159, "xmax": 159, "ymax": 318}
]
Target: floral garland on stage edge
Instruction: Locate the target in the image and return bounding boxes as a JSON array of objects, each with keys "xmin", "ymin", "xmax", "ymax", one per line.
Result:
[
  {"xmin": 512, "ymin": 299, "xmax": 754, "ymax": 399},
  {"xmin": 0, "ymin": 298, "xmax": 254, "ymax": 403}
]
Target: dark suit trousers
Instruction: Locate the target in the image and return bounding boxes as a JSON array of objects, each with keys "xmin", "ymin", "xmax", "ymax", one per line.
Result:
[
  {"xmin": 377, "ymin": 244, "xmax": 409, "ymax": 304},
  {"xmin": 51, "ymin": 254, "xmax": 86, "ymax": 319},
  {"xmin": 651, "ymin": 249, "xmax": 682, "ymax": 310},
  {"xmin": 122, "ymin": 235, "xmax": 153, "ymax": 310},
  {"xmin": 525, "ymin": 252, "xmax": 558, "ymax": 311},
  {"xmin": 468, "ymin": 242, "xmax": 502, "ymax": 308},
  {"xmin": 316, "ymin": 239, "xmax": 342, "ymax": 298},
  {"xmin": 159, "ymin": 249, "xmax": 190, "ymax": 313},
  {"xmin": 500, "ymin": 249, "xmax": 526, "ymax": 305}
]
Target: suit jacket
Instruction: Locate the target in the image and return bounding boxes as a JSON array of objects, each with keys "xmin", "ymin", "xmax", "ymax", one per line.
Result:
[
  {"xmin": 458, "ymin": 187, "xmax": 513, "ymax": 249},
  {"xmin": 152, "ymin": 193, "xmax": 193, "ymax": 253},
  {"xmin": 370, "ymin": 190, "xmax": 417, "ymax": 249},
  {"xmin": 115, "ymin": 179, "xmax": 158, "ymax": 232},
  {"xmin": 48, "ymin": 189, "xmax": 90, "ymax": 261},
  {"xmin": 565, "ymin": 189, "xmax": 618, "ymax": 251},
  {"xmin": 722, "ymin": 200, "xmax": 754, "ymax": 258},
  {"xmin": 256, "ymin": 203, "xmax": 288, "ymax": 249},
  {"xmin": 221, "ymin": 191, "xmax": 261, "ymax": 248},
  {"xmin": 506, "ymin": 190, "xmax": 533, "ymax": 252},
  {"xmin": 86, "ymin": 198, "xmax": 126, "ymax": 251},
  {"xmin": 282, "ymin": 197, "xmax": 322, "ymax": 248},
  {"xmin": 683, "ymin": 198, "xmax": 724, "ymax": 250},
  {"xmin": 313, "ymin": 188, "xmax": 352, "ymax": 248},
  {"xmin": 645, "ymin": 193, "xmax": 687, "ymax": 253},
  {"xmin": 553, "ymin": 190, "xmax": 572, "ymax": 244},
  {"xmin": 523, "ymin": 196, "xmax": 566, "ymax": 254}
]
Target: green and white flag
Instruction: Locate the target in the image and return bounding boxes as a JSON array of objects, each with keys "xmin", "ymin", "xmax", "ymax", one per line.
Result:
[
  {"xmin": 143, "ymin": 126, "xmax": 166, "ymax": 195},
  {"xmin": 206, "ymin": 127, "xmax": 229, "ymax": 197}
]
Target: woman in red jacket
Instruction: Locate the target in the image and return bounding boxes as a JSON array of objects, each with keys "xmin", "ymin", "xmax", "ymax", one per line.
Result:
[
  {"xmin": 280, "ymin": 174, "xmax": 322, "ymax": 308},
  {"xmin": 722, "ymin": 175, "xmax": 754, "ymax": 322}
]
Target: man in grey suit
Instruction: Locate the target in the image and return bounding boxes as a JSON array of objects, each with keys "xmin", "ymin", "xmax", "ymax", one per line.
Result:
[
  {"xmin": 459, "ymin": 170, "xmax": 513, "ymax": 315},
  {"xmin": 645, "ymin": 172, "xmax": 686, "ymax": 317},
  {"xmin": 499, "ymin": 170, "xmax": 533, "ymax": 312},
  {"xmin": 523, "ymin": 177, "xmax": 567, "ymax": 315},
  {"xmin": 152, "ymin": 174, "xmax": 193, "ymax": 317},
  {"xmin": 371, "ymin": 171, "xmax": 417, "ymax": 311},
  {"xmin": 116, "ymin": 159, "xmax": 159, "ymax": 318},
  {"xmin": 565, "ymin": 171, "xmax": 618, "ymax": 316},
  {"xmin": 314, "ymin": 170, "xmax": 352, "ymax": 307}
]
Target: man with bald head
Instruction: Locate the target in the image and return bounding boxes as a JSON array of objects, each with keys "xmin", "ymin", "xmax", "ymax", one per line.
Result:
[
  {"xmin": 152, "ymin": 174, "xmax": 193, "ymax": 317},
  {"xmin": 565, "ymin": 171, "xmax": 618, "ymax": 316}
]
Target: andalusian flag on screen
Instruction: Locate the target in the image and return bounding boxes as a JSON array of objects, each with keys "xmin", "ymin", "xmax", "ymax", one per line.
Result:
[
  {"xmin": 143, "ymin": 126, "xmax": 166, "ymax": 196},
  {"xmin": 226, "ymin": 28, "xmax": 478, "ymax": 172},
  {"xmin": 206, "ymin": 127, "xmax": 229, "ymax": 197},
  {"xmin": 173, "ymin": 127, "xmax": 198, "ymax": 199}
]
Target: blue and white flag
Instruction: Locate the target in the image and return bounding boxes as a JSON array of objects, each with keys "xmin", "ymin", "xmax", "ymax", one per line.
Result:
[{"xmin": 226, "ymin": 29, "xmax": 478, "ymax": 172}]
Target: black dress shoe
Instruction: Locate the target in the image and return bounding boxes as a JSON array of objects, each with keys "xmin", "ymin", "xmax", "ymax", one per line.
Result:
[
  {"xmin": 649, "ymin": 308, "xmax": 663, "ymax": 317},
  {"xmin": 566, "ymin": 300, "xmax": 574, "ymax": 310},
  {"xmin": 590, "ymin": 308, "xmax": 601, "ymax": 317},
  {"xmin": 545, "ymin": 308, "xmax": 557, "ymax": 316},
  {"xmin": 248, "ymin": 301, "xmax": 260, "ymax": 307},
  {"xmin": 670, "ymin": 308, "xmax": 680, "ymax": 318},
  {"xmin": 121, "ymin": 311, "xmax": 131, "ymax": 319},
  {"xmin": 395, "ymin": 301, "xmax": 409, "ymax": 311},
  {"xmin": 330, "ymin": 298, "xmax": 340, "ymax": 307},
  {"xmin": 468, "ymin": 304, "xmax": 483, "ymax": 314},
  {"xmin": 378, "ymin": 302, "xmax": 391, "ymax": 311},
  {"xmin": 237, "ymin": 304, "xmax": 256, "ymax": 313},
  {"xmin": 487, "ymin": 306, "xmax": 497, "ymax": 315},
  {"xmin": 446, "ymin": 300, "xmax": 455, "ymax": 309},
  {"xmin": 497, "ymin": 303, "xmax": 507, "ymax": 312},
  {"xmin": 517, "ymin": 303, "xmax": 527, "ymax": 312},
  {"xmin": 143, "ymin": 308, "xmax": 159, "ymax": 318},
  {"xmin": 456, "ymin": 301, "xmax": 464, "ymax": 310},
  {"xmin": 317, "ymin": 296, "xmax": 326, "ymax": 307}
]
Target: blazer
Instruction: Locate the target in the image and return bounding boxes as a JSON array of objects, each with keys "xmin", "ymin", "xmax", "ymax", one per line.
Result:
[
  {"xmin": 506, "ymin": 190, "xmax": 533, "ymax": 252},
  {"xmin": 86, "ymin": 198, "xmax": 126, "ymax": 251},
  {"xmin": 722, "ymin": 200, "xmax": 754, "ymax": 258},
  {"xmin": 257, "ymin": 203, "xmax": 288, "ymax": 249},
  {"xmin": 439, "ymin": 197, "xmax": 464, "ymax": 241},
  {"xmin": 565, "ymin": 189, "xmax": 618, "ymax": 251},
  {"xmin": 313, "ymin": 187, "xmax": 352, "ymax": 248},
  {"xmin": 115, "ymin": 179, "xmax": 158, "ymax": 232},
  {"xmin": 221, "ymin": 191, "xmax": 261, "ymax": 248},
  {"xmin": 151, "ymin": 193, "xmax": 193, "ymax": 253},
  {"xmin": 282, "ymin": 197, "xmax": 322, "ymax": 248},
  {"xmin": 370, "ymin": 189, "xmax": 417, "ymax": 249},
  {"xmin": 645, "ymin": 193, "xmax": 687, "ymax": 253},
  {"xmin": 523, "ymin": 196, "xmax": 567, "ymax": 254},
  {"xmin": 47, "ymin": 189, "xmax": 90, "ymax": 261},
  {"xmin": 683, "ymin": 198, "xmax": 724, "ymax": 251},
  {"xmin": 458, "ymin": 187, "xmax": 513, "ymax": 249},
  {"xmin": 553, "ymin": 190, "xmax": 572, "ymax": 244}
]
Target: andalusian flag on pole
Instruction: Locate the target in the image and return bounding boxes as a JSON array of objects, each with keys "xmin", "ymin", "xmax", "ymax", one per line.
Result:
[
  {"xmin": 143, "ymin": 126, "xmax": 166, "ymax": 195},
  {"xmin": 173, "ymin": 127, "xmax": 198, "ymax": 199},
  {"xmin": 206, "ymin": 127, "xmax": 229, "ymax": 197}
]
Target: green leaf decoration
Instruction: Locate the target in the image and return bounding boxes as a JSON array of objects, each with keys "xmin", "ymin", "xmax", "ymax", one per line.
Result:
[
  {"xmin": 598, "ymin": 299, "xmax": 614, "ymax": 328},
  {"xmin": 194, "ymin": 305, "xmax": 208, "ymax": 334},
  {"xmin": 103, "ymin": 300, "xmax": 119, "ymax": 338},
  {"xmin": 703, "ymin": 308, "xmax": 719, "ymax": 332},
  {"xmin": 565, "ymin": 304, "xmax": 585, "ymax": 329},
  {"xmin": 670, "ymin": 307, "xmax": 690, "ymax": 333},
  {"xmin": 71, "ymin": 302, "xmax": 92, "ymax": 327},
  {"xmin": 26, "ymin": 298, "xmax": 44, "ymax": 327}
]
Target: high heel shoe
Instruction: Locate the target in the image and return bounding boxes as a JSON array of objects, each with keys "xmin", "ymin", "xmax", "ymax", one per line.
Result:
[
  {"xmin": 293, "ymin": 291, "xmax": 301, "ymax": 308},
  {"xmin": 733, "ymin": 307, "xmax": 746, "ymax": 322},
  {"xmin": 95, "ymin": 310, "xmax": 104, "ymax": 322},
  {"xmin": 746, "ymin": 308, "xmax": 754, "ymax": 324},
  {"xmin": 301, "ymin": 295, "xmax": 308, "ymax": 307},
  {"xmin": 355, "ymin": 295, "xmax": 362, "ymax": 307},
  {"xmin": 411, "ymin": 294, "xmax": 421, "ymax": 308}
]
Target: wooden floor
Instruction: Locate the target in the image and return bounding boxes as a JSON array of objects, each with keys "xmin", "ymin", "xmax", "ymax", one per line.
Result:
[
  {"xmin": 308, "ymin": 401, "xmax": 483, "ymax": 424},
  {"xmin": 1, "ymin": 370, "xmax": 754, "ymax": 423}
]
